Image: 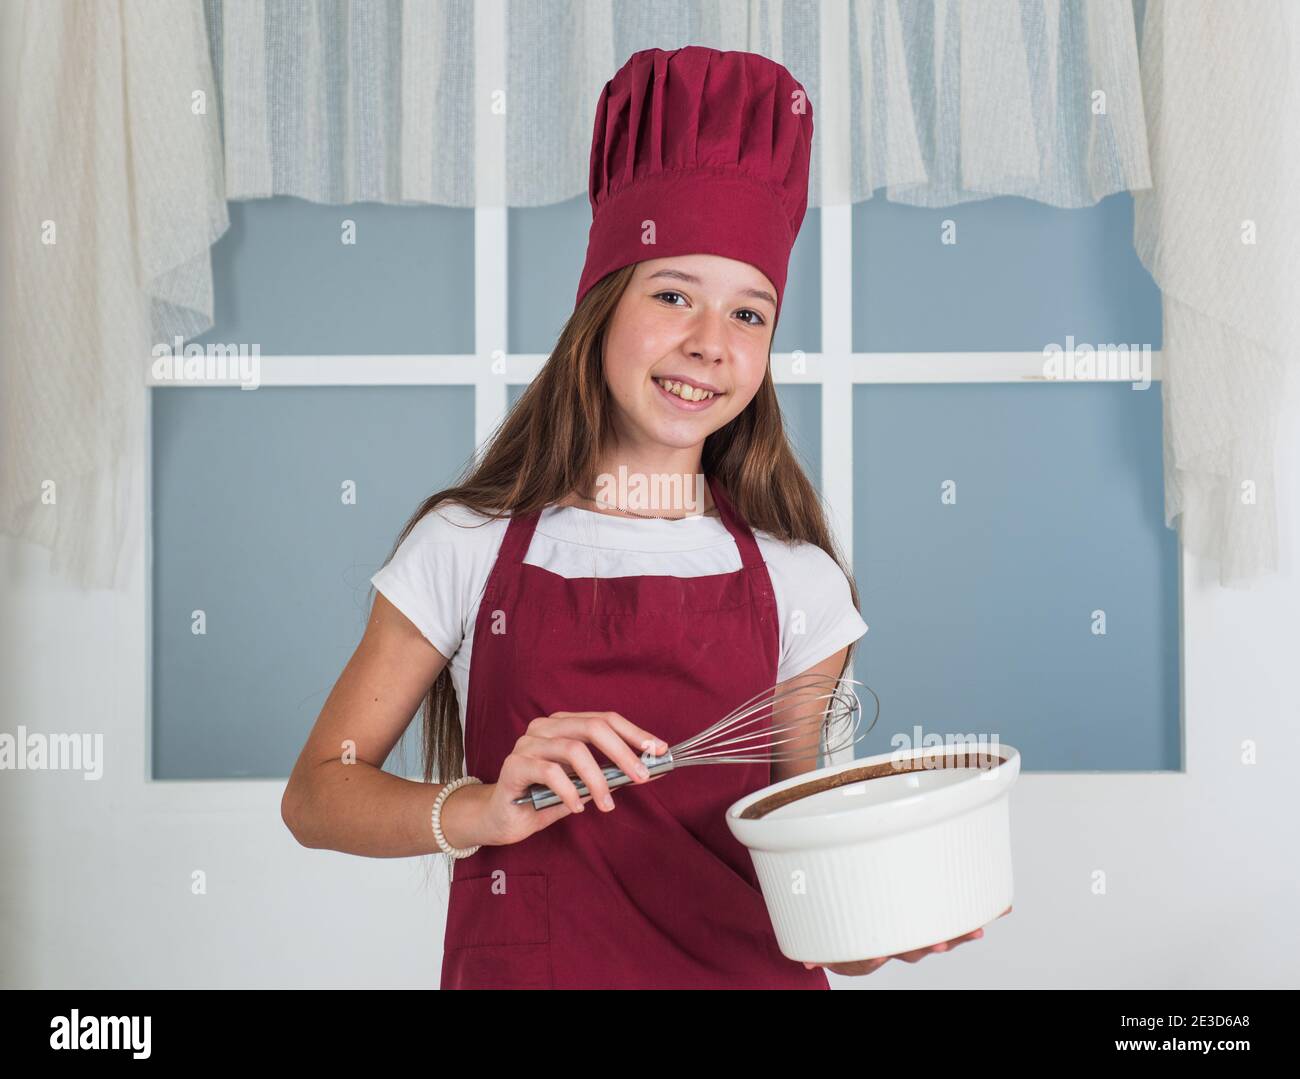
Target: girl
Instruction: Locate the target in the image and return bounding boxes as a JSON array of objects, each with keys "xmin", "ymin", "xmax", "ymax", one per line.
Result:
[{"xmin": 283, "ymin": 46, "xmax": 995, "ymax": 989}]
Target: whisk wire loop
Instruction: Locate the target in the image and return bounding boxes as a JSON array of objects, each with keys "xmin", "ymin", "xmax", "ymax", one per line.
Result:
[{"xmin": 511, "ymin": 673, "xmax": 880, "ymax": 810}]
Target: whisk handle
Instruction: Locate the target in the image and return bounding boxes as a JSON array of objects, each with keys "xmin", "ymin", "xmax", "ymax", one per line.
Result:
[{"xmin": 511, "ymin": 753, "xmax": 676, "ymax": 810}]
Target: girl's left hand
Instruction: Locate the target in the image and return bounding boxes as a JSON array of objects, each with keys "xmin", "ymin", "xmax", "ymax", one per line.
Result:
[{"xmin": 803, "ymin": 904, "xmax": 1012, "ymax": 976}]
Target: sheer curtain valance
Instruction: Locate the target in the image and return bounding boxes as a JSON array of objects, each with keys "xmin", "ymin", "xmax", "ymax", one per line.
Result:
[{"xmin": 206, "ymin": 0, "xmax": 1152, "ymax": 209}]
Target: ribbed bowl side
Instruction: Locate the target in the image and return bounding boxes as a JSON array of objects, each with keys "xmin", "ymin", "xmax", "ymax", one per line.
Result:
[{"xmin": 750, "ymin": 797, "xmax": 1014, "ymax": 963}]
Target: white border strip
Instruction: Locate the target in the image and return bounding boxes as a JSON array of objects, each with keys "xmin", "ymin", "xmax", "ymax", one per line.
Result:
[
  {"xmin": 820, "ymin": 1, "xmax": 857, "ymax": 767},
  {"xmin": 145, "ymin": 352, "xmax": 1164, "ymax": 387}
]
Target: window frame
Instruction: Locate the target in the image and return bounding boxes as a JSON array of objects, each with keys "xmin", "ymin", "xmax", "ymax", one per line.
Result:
[{"xmin": 140, "ymin": 1, "xmax": 1183, "ymax": 804}]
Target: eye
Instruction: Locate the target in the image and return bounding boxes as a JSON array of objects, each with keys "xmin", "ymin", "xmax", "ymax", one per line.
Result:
[{"xmin": 656, "ymin": 291, "xmax": 766, "ymax": 327}]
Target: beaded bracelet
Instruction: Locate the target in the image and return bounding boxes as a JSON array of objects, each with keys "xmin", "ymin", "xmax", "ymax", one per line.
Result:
[{"xmin": 431, "ymin": 775, "xmax": 483, "ymax": 859}]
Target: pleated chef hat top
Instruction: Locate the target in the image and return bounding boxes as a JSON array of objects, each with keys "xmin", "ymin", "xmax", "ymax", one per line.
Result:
[{"xmin": 574, "ymin": 46, "xmax": 814, "ymax": 319}]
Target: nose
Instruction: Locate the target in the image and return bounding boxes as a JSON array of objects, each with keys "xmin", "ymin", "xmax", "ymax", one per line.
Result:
[{"xmin": 681, "ymin": 306, "xmax": 728, "ymax": 364}]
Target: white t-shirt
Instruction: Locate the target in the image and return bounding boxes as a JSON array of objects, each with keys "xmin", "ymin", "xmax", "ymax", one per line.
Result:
[{"xmin": 370, "ymin": 500, "xmax": 869, "ymax": 733}]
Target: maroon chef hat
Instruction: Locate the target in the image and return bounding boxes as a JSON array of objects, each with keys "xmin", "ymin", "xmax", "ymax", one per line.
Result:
[{"xmin": 575, "ymin": 45, "xmax": 814, "ymax": 319}]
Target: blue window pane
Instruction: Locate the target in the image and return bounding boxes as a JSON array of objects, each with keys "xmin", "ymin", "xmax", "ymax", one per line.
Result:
[
  {"xmin": 151, "ymin": 385, "xmax": 476, "ymax": 779},
  {"xmin": 193, "ymin": 198, "xmax": 474, "ymax": 355},
  {"xmin": 509, "ymin": 197, "xmax": 590, "ymax": 355},
  {"xmin": 776, "ymin": 384, "xmax": 822, "ymax": 489},
  {"xmin": 853, "ymin": 193, "xmax": 1161, "ymax": 353},
  {"xmin": 852, "ymin": 381, "xmax": 1179, "ymax": 771}
]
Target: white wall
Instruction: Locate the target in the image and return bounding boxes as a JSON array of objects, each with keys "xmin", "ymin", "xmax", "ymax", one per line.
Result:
[{"xmin": 2, "ymin": 388, "xmax": 1297, "ymax": 990}]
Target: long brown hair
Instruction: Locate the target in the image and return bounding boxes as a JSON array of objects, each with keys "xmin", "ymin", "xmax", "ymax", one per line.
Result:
[{"xmin": 375, "ymin": 262, "xmax": 862, "ymax": 837}]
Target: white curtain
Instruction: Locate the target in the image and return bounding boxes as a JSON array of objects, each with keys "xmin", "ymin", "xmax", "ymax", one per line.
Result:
[
  {"xmin": 851, "ymin": 0, "xmax": 1151, "ymax": 206},
  {"xmin": 1133, "ymin": 0, "xmax": 1300, "ymax": 587},
  {"xmin": 209, "ymin": 0, "xmax": 1151, "ymax": 210},
  {"xmin": 7, "ymin": 0, "xmax": 1293, "ymax": 590},
  {"xmin": 0, "ymin": 0, "xmax": 227, "ymax": 589}
]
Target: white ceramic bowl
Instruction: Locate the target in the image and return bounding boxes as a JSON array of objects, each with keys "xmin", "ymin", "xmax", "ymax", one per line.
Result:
[{"xmin": 726, "ymin": 743, "xmax": 1019, "ymax": 963}]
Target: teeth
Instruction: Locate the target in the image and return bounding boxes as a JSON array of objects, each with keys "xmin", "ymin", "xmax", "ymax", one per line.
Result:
[{"xmin": 655, "ymin": 377, "xmax": 715, "ymax": 401}]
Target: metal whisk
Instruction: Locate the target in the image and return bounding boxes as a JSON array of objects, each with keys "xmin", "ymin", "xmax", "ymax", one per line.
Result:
[{"xmin": 512, "ymin": 673, "xmax": 879, "ymax": 810}]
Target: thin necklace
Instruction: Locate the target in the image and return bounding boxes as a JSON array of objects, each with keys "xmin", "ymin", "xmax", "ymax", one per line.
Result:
[{"xmin": 574, "ymin": 492, "xmax": 715, "ymax": 521}]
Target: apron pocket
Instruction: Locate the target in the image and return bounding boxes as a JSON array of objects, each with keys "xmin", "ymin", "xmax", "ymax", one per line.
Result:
[{"xmin": 441, "ymin": 871, "xmax": 551, "ymax": 989}]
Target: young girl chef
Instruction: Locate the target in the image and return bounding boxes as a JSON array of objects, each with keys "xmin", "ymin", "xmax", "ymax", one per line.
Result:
[{"xmin": 284, "ymin": 45, "xmax": 996, "ymax": 988}]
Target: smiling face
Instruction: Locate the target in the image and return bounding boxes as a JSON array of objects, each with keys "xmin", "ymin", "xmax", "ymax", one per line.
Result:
[{"xmin": 600, "ymin": 254, "xmax": 777, "ymax": 456}]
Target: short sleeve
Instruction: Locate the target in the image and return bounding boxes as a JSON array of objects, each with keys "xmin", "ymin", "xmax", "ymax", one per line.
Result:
[
  {"xmin": 766, "ymin": 540, "xmax": 869, "ymax": 682},
  {"xmin": 370, "ymin": 503, "xmax": 482, "ymax": 659}
]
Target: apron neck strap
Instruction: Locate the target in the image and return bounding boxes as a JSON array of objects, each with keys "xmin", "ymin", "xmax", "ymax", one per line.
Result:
[
  {"xmin": 706, "ymin": 474, "xmax": 763, "ymax": 569},
  {"xmin": 494, "ymin": 502, "xmax": 542, "ymax": 567}
]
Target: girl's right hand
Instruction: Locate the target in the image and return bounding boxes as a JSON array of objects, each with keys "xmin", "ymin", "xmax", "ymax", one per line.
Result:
[{"xmin": 464, "ymin": 711, "xmax": 670, "ymax": 847}]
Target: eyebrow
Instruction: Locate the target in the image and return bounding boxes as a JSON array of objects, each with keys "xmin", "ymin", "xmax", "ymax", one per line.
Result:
[{"xmin": 646, "ymin": 268, "xmax": 776, "ymax": 309}]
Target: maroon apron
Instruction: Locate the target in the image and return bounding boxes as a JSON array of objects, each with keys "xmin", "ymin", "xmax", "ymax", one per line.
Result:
[{"xmin": 441, "ymin": 474, "xmax": 829, "ymax": 989}]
